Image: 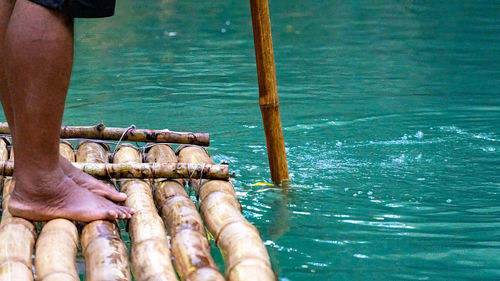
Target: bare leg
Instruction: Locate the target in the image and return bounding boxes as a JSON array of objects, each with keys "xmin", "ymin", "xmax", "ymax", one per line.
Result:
[
  {"xmin": 4, "ymin": 0, "xmax": 133, "ymax": 221},
  {"xmin": 0, "ymin": 0, "xmax": 125, "ymax": 202},
  {"xmin": 0, "ymin": 0, "xmax": 15, "ymax": 133}
]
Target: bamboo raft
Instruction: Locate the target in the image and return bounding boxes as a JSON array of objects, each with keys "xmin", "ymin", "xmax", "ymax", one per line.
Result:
[{"xmin": 0, "ymin": 125, "xmax": 276, "ymax": 281}]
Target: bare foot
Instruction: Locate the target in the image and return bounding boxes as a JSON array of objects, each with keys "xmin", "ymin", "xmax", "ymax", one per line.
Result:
[
  {"xmin": 59, "ymin": 155, "xmax": 127, "ymax": 202},
  {"xmin": 8, "ymin": 167, "xmax": 134, "ymax": 222}
]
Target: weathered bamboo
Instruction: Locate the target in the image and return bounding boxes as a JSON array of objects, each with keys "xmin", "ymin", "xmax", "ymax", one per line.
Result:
[
  {"xmin": 0, "ymin": 138, "xmax": 8, "ymax": 161},
  {"xmin": 148, "ymin": 145, "xmax": 224, "ymax": 281},
  {"xmin": 34, "ymin": 141, "xmax": 79, "ymax": 281},
  {"xmin": 77, "ymin": 141, "xmax": 131, "ymax": 281},
  {"xmin": 0, "ymin": 137, "xmax": 36, "ymax": 281},
  {"xmin": 59, "ymin": 140, "xmax": 76, "ymax": 162},
  {"xmin": 250, "ymin": 0, "xmax": 289, "ymax": 184},
  {"xmin": 35, "ymin": 219, "xmax": 79, "ymax": 281},
  {"xmin": 178, "ymin": 146, "xmax": 275, "ymax": 280},
  {"xmin": 81, "ymin": 221, "xmax": 130, "ymax": 281},
  {"xmin": 113, "ymin": 145, "xmax": 177, "ymax": 281},
  {"xmin": 174, "ymin": 146, "xmax": 212, "ymax": 195},
  {"xmin": 0, "ymin": 160, "xmax": 229, "ymax": 180},
  {"xmin": 0, "ymin": 122, "xmax": 210, "ymax": 146}
]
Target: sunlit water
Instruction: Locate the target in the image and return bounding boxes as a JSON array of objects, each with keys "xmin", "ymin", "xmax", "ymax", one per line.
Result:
[{"xmin": 3, "ymin": 1, "xmax": 500, "ymax": 280}]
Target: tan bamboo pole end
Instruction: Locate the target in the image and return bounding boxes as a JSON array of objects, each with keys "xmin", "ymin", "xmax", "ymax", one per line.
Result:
[
  {"xmin": 0, "ymin": 122, "xmax": 210, "ymax": 146},
  {"xmin": 113, "ymin": 145, "xmax": 178, "ymax": 281},
  {"xmin": 250, "ymin": 0, "xmax": 289, "ymax": 184},
  {"xmin": 77, "ymin": 142, "xmax": 131, "ymax": 281},
  {"xmin": 58, "ymin": 140, "xmax": 75, "ymax": 162},
  {"xmin": 147, "ymin": 145, "xmax": 224, "ymax": 281},
  {"xmin": 0, "ymin": 138, "xmax": 36, "ymax": 281},
  {"xmin": 178, "ymin": 146, "xmax": 276, "ymax": 281},
  {"xmin": 34, "ymin": 142, "xmax": 79, "ymax": 281}
]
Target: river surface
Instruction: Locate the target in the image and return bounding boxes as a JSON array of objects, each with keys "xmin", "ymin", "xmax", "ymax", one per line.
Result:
[{"xmin": 4, "ymin": 0, "xmax": 500, "ymax": 280}]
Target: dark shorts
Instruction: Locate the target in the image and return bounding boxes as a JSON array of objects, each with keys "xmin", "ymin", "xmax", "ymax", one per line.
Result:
[{"xmin": 29, "ymin": 0, "xmax": 116, "ymax": 18}]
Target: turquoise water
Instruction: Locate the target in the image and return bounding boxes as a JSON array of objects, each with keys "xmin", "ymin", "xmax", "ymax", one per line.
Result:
[{"xmin": 5, "ymin": 0, "xmax": 500, "ymax": 280}]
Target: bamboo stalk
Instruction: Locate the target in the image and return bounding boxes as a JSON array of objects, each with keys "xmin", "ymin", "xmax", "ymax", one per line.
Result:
[
  {"xmin": 113, "ymin": 145, "xmax": 178, "ymax": 281},
  {"xmin": 250, "ymin": 0, "xmax": 289, "ymax": 184},
  {"xmin": 178, "ymin": 146, "xmax": 276, "ymax": 281},
  {"xmin": 0, "ymin": 138, "xmax": 8, "ymax": 162},
  {"xmin": 148, "ymin": 145, "xmax": 224, "ymax": 281},
  {"xmin": 34, "ymin": 141, "xmax": 79, "ymax": 281},
  {"xmin": 0, "ymin": 123, "xmax": 210, "ymax": 146},
  {"xmin": 58, "ymin": 140, "xmax": 75, "ymax": 162},
  {"xmin": 0, "ymin": 138, "xmax": 36, "ymax": 281},
  {"xmin": 77, "ymin": 141, "xmax": 131, "ymax": 281},
  {"xmin": 174, "ymin": 146, "xmax": 212, "ymax": 195},
  {"xmin": 35, "ymin": 219, "xmax": 79, "ymax": 281},
  {"xmin": 0, "ymin": 160, "xmax": 229, "ymax": 180}
]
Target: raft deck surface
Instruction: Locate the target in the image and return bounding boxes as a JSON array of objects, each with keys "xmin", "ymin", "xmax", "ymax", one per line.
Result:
[{"xmin": 0, "ymin": 133, "xmax": 276, "ymax": 281}]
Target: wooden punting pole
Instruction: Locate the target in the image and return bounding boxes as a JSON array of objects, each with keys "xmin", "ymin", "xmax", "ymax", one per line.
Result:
[
  {"xmin": 178, "ymin": 145, "xmax": 276, "ymax": 281},
  {"xmin": 113, "ymin": 145, "xmax": 177, "ymax": 281},
  {"xmin": 76, "ymin": 142, "xmax": 131, "ymax": 281},
  {"xmin": 34, "ymin": 141, "xmax": 79, "ymax": 281},
  {"xmin": 250, "ymin": 0, "xmax": 289, "ymax": 184},
  {"xmin": 146, "ymin": 144, "xmax": 224, "ymax": 281},
  {"xmin": 0, "ymin": 138, "xmax": 36, "ymax": 281},
  {"xmin": 0, "ymin": 122, "xmax": 210, "ymax": 146}
]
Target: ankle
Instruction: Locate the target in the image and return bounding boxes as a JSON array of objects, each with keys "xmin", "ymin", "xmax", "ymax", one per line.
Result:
[{"xmin": 12, "ymin": 166, "xmax": 65, "ymax": 198}]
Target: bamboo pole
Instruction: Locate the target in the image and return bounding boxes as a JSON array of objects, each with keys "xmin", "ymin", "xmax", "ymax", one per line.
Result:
[
  {"xmin": 0, "ymin": 138, "xmax": 8, "ymax": 161},
  {"xmin": 34, "ymin": 141, "xmax": 79, "ymax": 281},
  {"xmin": 250, "ymin": 0, "xmax": 289, "ymax": 184},
  {"xmin": 59, "ymin": 140, "xmax": 76, "ymax": 162},
  {"xmin": 113, "ymin": 145, "xmax": 178, "ymax": 281},
  {"xmin": 178, "ymin": 146, "xmax": 276, "ymax": 281},
  {"xmin": 35, "ymin": 219, "xmax": 79, "ymax": 281},
  {"xmin": 147, "ymin": 145, "xmax": 224, "ymax": 281},
  {"xmin": 0, "ymin": 160, "xmax": 229, "ymax": 180},
  {"xmin": 77, "ymin": 141, "xmax": 131, "ymax": 281},
  {"xmin": 0, "ymin": 123, "xmax": 210, "ymax": 146},
  {"xmin": 0, "ymin": 138, "xmax": 36, "ymax": 281}
]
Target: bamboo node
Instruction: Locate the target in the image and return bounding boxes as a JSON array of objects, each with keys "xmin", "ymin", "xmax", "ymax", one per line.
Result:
[
  {"xmin": 96, "ymin": 123, "xmax": 106, "ymax": 131},
  {"xmin": 258, "ymin": 102, "xmax": 280, "ymax": 109}
]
